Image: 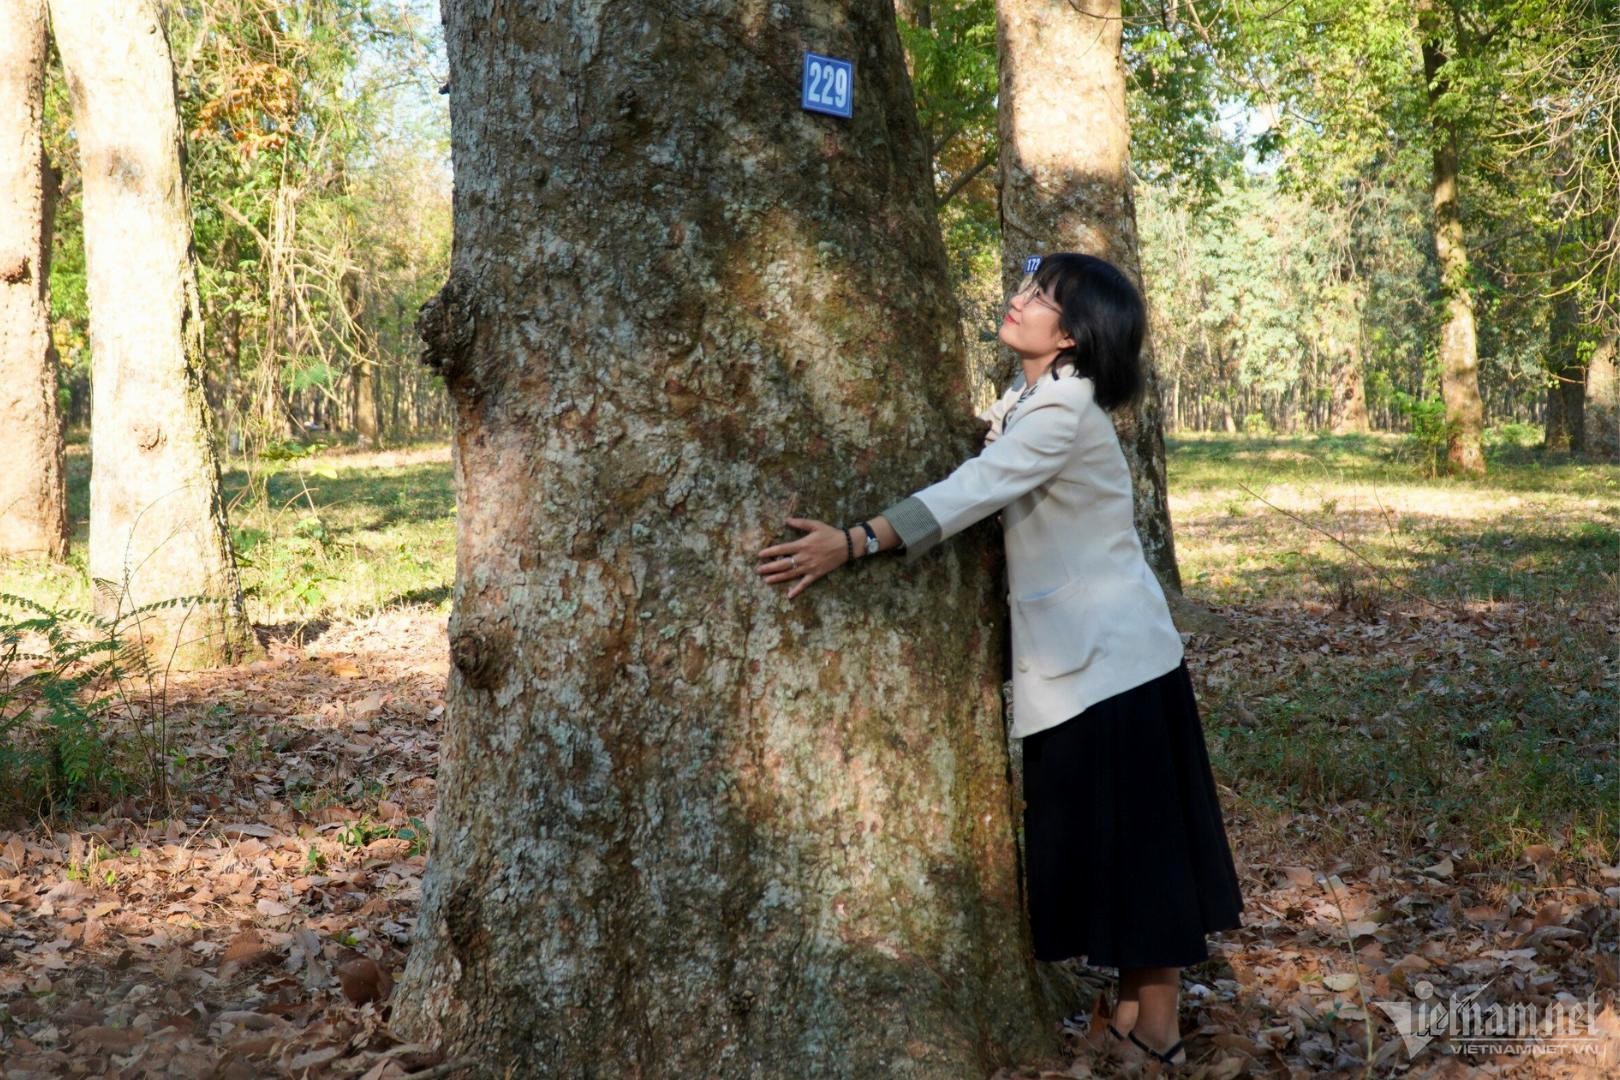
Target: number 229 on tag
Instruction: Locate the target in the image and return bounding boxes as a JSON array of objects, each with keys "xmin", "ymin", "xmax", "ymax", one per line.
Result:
[{"xmin": 802, "ymin": 53, "xmax": 853, "ymax": 119}]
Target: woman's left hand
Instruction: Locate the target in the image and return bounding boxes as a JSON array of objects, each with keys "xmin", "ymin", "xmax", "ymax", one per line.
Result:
[{"xmin": 755, "ymin": 516, "xmax": 849, "ymax": 599}]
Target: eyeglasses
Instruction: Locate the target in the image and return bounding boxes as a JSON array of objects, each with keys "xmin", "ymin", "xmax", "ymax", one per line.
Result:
[{"xmin": 1013, "ymin": 276, "xmax": 1061, "ymax": 315}]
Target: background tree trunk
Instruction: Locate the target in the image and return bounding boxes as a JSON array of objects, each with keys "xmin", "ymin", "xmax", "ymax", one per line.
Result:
[
  {"xmin": 1584, "ymin": 324, "xmax": 1619, "ymax": 459},
  {"xmin": 391, "ymin": 2, "xmax": 1068, "ymax": 1074},
  {"xmin": 48, "ymin": 0, "xmax": 258, "ymax": 668},
  {"xmin": 1543, "ymin": 232, "xmax": 1591, "ymax": 454},
  {"xmin": 1417, "ymin": 0, "xmax": 1486, "ymax": 475},
  {"xmin": 1329, "ymin": 342, "xmax": 1370, "ymax": 434},
  {"xmin": 995, "ymin": 0, "xmax": 1184, "ymax": 595},
  {"xmin": 0, "ymin": 0, "xmax": 69, "ymax": 561},
  {"xmin": 344, "ymin": 268, "xmax": 381, "ymax": 448}
]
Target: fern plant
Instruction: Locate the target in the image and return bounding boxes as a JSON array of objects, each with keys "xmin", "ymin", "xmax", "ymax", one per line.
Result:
[
  {"xmin": 0, "ymin": 591, "xmax": 128, "ymax": 821},
  {"xmin": 0, "ymin": 579, "xmax": 230, "ymax": 823}
]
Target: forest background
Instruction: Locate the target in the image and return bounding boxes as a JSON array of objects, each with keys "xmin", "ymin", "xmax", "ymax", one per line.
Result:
[
  {"xmin": 0, "ymin": 0, "xmax": 1616, "ymax": 1075},
  {"xmin": 31, "ymin": 0, "xmax": 1620, "ymax": 456}
]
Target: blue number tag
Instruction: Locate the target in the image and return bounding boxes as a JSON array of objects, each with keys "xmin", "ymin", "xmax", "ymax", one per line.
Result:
[
  {"xmin": 802, "ymin": 52, "xmax": 854, "ymax": 119},
  {"xmin": 1024, "ymin": 256, "xmax": 1042, "ymax": 273}
]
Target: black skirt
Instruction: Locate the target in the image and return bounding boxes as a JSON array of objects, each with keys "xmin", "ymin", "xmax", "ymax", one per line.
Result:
[{"xmin": 1022, "ymin": 657, "xmax": 1245, "ymax": 969}]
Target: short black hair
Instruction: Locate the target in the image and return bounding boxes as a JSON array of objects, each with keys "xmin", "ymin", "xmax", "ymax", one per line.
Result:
[{"xmin": 1025, "ymin": 252, "xmax": 1147, "ymax": 413}]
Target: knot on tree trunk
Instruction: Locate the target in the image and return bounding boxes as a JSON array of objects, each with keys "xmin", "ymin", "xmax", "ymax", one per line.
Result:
[
  {"xmin": 0, "ymin": 255, "xmax": 30, "ymax": 284},
  {"xmin": 445, "ymin": 875, "xmax": 489, "ymax": 967},
  {"xmin": 449, "ymin": 612, "xmax": 513, "ymax": 692},
  {"xmin": 417, "ymin": 276, "xmax": 478, "ymax": 387}
]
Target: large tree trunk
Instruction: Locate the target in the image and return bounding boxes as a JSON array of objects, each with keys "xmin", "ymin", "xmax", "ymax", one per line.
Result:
[
  {"xmin": 995, "ymin": 0, "xmax": 1183, "ymax": 593},
  {"xmin": 0, "ymin": 0, "xmax": 69, "ymax": 561},
  {"xmin": 391, "ymin": 2, "xmax": 1068, "ymax": 1074},
  {"xmin": 1418, "ymin": 0, "xmax": 1486, "ymax": 475},
  {"xmin": 48, "ymin": 0, "xmax": 258, "ymax": 669}
]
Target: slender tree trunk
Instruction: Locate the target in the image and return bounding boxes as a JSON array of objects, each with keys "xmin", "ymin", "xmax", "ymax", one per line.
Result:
[
  {"xmin": 0, "ymin": 0, "xmax": 69, "ymax": 561},
  {"xmin": 222, "ymin": 305, "xmax": 242, "ymax": 454},
  {"xmin": 1585, "ymin": 324, "xmax": 1620, "ymax": 458},
  {"xmin": 391, "ymin": 2, "xmax": 1068, "ymax": 1074},
  {"xmin": 995, "ymin": 0, "xmax": 1182, "ymax": 593},
  {"xmin": 1417, "ymin": 0, "xmax": 1486, "ymax": 474},
  {"xmin": 895, "ymin": 0, "xmax": 932, "ymax": 28},
  {"xmin": 48, "ymin": 0, "xmax": 258, "ymax": 668},
  {"xmin": 1543, "ymin": 230, "xmax": 1590, "ymax": 453},
  {"xmin": 345, "ymin": 269, "xmax": 381, "ymax": 449}
]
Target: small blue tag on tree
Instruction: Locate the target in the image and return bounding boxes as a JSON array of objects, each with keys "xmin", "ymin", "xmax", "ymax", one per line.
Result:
[{"xmin": 802, "ymin": 52, "xmax": 853, "ymax": 118}]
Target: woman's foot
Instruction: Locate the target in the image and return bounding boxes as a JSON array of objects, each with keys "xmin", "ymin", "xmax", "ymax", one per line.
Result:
[
  {"xmin": 1062, "ymin": 992, "xmax": 1131, "ymax": 1059},
  {"xmin": 1124, "ymin": 1027, "xmax": 1188, "ymax": 1069}
]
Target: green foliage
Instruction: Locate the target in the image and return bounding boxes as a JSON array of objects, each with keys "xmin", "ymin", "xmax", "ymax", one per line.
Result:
[
  {"xmin": 1387, "ymin": 387, "xmax": 1458, "ymax": 477},
  {"xmin": 1240, "ymin": 411, "xmax": 1273, "ymax": 435},
  {"xmin": 261, "ymin": 439, "xmax": 332, "ymax": 463},
  {"xmin": 1484, "ymin": 421, "xmax": 1547, "ymax": 449},
  {"xmin": 0, "ymin": 569, "xmax": 247, "ymax": 825},
  {"xmin": 1122, "ymin": 2, "xmax": 1246, "ymax": 204},
  {"xmin": 334, "ymin": 812, "xmax": 428, "ymax": 856},
  {"xmin": 42, "ymin": 1, "xmax": 451, "ymax": 450},
  {"xmin": 896, "ymin": 2, "xmax": 998, "ymax": 277},
  {"xmin": 0, "ymin": 593, "xmax": 131, "ymax": 821}
]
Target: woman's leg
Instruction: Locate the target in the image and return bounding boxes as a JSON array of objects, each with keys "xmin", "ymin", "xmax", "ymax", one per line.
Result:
[{"xmin": 1112, "ymin": 965, "xmax": 1184, "ymax": 1059}]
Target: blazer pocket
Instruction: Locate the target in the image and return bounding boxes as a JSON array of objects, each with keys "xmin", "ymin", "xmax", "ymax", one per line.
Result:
[{"xmin": 1014, "ymin": 576, "xmax": 1110, "ymax": 679}]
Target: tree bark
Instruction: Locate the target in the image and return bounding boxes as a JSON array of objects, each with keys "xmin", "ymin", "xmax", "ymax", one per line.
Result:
[
  {"xmin": 1329, "ymin": 337, "xmax": 1370, "ymax": 434},
  {"xmin": 48, "ymin": 0, "xmax": 258, "ymax": 668},
  {"xmin": 996, "ymin": 0, "xmax": 1183, "ymax": 593},
  {"xmin": 391, "ymin": 2, "xmax": 1067, "ymax": 1075},
  {"xmin": 1417, "ymin": 0, "xmax": 1487, "ymax": 474},
  {"xmin": 344, "ymin": 267, "xmax": 382, "ymax": 449},
  {"xmin": 221, "ymin": 304, "xmax": 242, "ymax": 455},
  {"xmin": 1585, "ymin": 324, "xmax": 1620, "ymax": 459},
  {"xmin": 0, "ymin": 0, "xmax": 69, "ymax": 561},
  {"xmin": 1543, "ymin": 279, "xmax": 1584, "ymax": 453}
]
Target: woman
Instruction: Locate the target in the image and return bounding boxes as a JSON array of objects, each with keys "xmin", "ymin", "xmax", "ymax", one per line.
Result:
[{"xmin": 753, "ymin": 253, "xmax": 1244, "ymax": 1071}]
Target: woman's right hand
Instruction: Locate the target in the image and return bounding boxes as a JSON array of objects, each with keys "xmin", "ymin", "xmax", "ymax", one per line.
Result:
[{"xmin": 755, "ymin": 516, "xmax": 851, "ymax": 600}]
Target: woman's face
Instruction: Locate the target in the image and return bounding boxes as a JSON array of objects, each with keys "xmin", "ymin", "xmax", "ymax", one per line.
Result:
[{"xmin": 998, "ymin": 278, "xmax": 1075, "ymax": 359}]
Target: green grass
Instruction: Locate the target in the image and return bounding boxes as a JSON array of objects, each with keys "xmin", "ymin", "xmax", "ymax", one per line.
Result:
[
  {"xmin": 229, "ymin": 453, "xmax": 456, "ymax": 619},
  {"xmin": 6, "ymin": 432, "xmax": 457, "ymax": 624},
  {"xmin": 1166, "ymin": 427, "xmax": 1618, "ymax": 870}
]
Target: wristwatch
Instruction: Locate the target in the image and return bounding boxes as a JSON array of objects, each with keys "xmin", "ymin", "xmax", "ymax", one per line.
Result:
[{"xmin": 858, "ymin": 521, "xmax": 879, "ymax": 556}]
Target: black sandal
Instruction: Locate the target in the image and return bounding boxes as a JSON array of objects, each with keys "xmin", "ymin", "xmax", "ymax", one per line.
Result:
[
  {"xmin": 1126, "ymin": 1029, "xmax": 1187, "ymax": 1068},
  {"xmin": 1060, "ymin": 1007, "xmax": 1129, "ymax": 1057}
]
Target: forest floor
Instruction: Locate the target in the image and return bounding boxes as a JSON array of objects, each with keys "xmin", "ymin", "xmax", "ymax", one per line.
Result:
[{"xmin": 0, "ymin": 430, "xmax": 1615, "ymax": 1078}]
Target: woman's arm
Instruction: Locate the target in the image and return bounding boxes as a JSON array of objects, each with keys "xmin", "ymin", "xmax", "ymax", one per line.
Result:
[
  {"xmin": 755, "ymin": 514, "xmax": 903, "ymax": 599},
  {"xmin": 754, "ymin": 381, "xmax": 1085, "ymax": 597},
  {"xmin": 876, "ymin": 383, "xmax": 1091, "ymax": 562},
  {"xmin": 862, "ymin": 515, "xmax": 903, "ymax": 555}
]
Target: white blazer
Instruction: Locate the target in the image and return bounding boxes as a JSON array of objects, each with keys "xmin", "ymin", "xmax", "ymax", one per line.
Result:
[{"xmin": 879, "ymin": 361, "xmax": 1185, "ymax": 739}]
